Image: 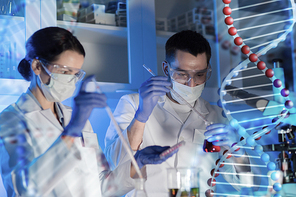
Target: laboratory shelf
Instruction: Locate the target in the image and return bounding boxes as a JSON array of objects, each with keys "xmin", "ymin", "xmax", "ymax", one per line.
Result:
[{"xmin": 57, "ymin": 20, "xmax": 127, "ymax": 45}]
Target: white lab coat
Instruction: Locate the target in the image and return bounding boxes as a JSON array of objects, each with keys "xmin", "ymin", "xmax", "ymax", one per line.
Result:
[
  {"xmin": 105, "ymin": 93, "xmax": 242, "ymax": 197},
  {"xmin": 0, "ymin": 90, "xmax": 135, "ymax": 197}
]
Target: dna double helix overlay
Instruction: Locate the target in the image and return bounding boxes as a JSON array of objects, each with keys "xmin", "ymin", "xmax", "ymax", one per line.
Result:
[{"xmin": 206, "ymin": 0, "xmax": 296, "ymax": 196}]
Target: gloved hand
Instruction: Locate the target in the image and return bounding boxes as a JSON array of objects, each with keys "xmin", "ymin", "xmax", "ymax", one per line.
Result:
[
  {"xmin": 134, "ymin": 145, "xmax": 177, "ymax": 169},
  {"xmin": 204, "ymin": 123, "xmax": 238, "ymax": 147},
  {"xmin": 63, "ymin": 75, "xmax": 107, "ymax": 137},
  {"xmin": 135, "ymin": 76, "xmax": 171, "ymax": 123}
]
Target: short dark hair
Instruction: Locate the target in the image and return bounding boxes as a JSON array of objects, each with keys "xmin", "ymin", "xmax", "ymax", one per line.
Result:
[
  {"xmin": 18, "ymin": 27, "xmax": 85, "ymax": 81},
  {"xmin": 165, "ymin": 30, "xmax": 211, "ymax": 65}
]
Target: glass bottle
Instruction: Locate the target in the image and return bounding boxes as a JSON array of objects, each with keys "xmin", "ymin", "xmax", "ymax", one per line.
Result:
[{"xmin": 131, "ymin": 178, "xmax": 148, "ymax": 197}]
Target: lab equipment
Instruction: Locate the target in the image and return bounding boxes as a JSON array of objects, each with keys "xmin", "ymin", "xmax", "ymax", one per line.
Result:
[
  {"xmin": 167, "ymin": 167, "xmax": 200, "ymax": 197},
  {"xmin": 131, "ymin": 178, "xmax": 148, "ymax": 197},
  {"xmin": 143, "ymin": 64, "xmax": 211, "ymax": 126},
  {"xmin": 63, "ymin": 75, "xmax": 107, "ymax": 137},
  {"xmin": 91, "ymin": 77, "xmax": 144, "ymax": 178},
  {"xmin": 38, "ymin": 58, "xmax": 86, "ymax": 83},
  {"xmin": 202, "ymin": 139, "xmax": 221, "ymax": 153},
  {"xmin": 134, "ymin": 145, "xmax": 174, "ymax": 169},
  {"xmin": 168, "ymin": 64, "xmax": 212, "ymax": 85},
  {"xmin": 159, "ymin": 140, "xmax": 185, "ymax": 159}
]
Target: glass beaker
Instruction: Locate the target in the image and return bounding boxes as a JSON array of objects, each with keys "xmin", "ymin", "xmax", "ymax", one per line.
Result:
[
  {"xmin": 131, "ymin": 178, "xmax": 148, "ymax": 197},
  {"xmin": 167, "ymin": 167, "xmax": 200, "ymax": 197}
]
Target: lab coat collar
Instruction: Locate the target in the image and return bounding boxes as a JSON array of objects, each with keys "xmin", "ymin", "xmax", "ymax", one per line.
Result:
[
  {"xmin": 159, "ymin": 95, "xmax": 183, "ymax": 123},
  {"xmin": 159, "ymin": 95, "xmax": 210, "ymax": 122},
  {"xmin": 15, "ymin": 89, "xmax": 71, "ymax": 130}
]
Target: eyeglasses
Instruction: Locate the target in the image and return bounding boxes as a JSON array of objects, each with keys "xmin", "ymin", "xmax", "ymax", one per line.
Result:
[
  {"xmin": 169, "ymin": 64, "xmax": 212, "ymax": 85},
  {"xmin": 37, "ymin": 58, "xmax": 86, "ymax": 83}
]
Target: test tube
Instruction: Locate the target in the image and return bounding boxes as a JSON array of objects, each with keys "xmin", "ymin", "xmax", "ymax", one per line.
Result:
[{"xmin": 160, "ymin": 141, "xmax": 185, "ymax": 159}]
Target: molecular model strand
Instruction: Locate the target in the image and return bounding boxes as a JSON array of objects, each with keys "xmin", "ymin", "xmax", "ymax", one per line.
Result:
[{"xmin": 206, "ymin": 1, "xmax": 296, "ymax": 196}]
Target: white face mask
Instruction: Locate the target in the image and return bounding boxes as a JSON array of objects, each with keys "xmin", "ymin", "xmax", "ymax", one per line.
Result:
[
  {"xmin": 38, "ymin": 74, "xmax": 77, "ymax": 102},
  {"xmin": 170, "ymin": 79, "xmax": 205, "ymax": 105}
]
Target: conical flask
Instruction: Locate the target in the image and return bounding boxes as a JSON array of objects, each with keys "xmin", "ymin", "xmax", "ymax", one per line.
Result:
[{"xmin": 131, "ymin": 178, "xmax": 148, "ymax": 197}]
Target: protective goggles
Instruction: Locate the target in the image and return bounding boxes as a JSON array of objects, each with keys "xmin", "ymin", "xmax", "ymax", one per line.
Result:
[
  {"xmin": 169, "ymin": 64, "xmax": 212, "ymax": 85},
  {"xmin": 37, "ymin": 58, "xmax": 86, "ymax": 83}
]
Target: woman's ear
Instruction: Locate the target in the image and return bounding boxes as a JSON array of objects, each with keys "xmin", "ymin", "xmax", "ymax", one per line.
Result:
[
  {"xmin": 162, "ymin": 61, "xmax": 169, "ymax": 76},
  {"xmin": 31, "ymin": 59, "xmax": 42, "ymax": 75}
]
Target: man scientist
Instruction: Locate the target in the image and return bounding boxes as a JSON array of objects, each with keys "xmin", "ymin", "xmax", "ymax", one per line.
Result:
[{"xmin": 104, "ymin": 30, "xmax": 251, "ymax": 197}]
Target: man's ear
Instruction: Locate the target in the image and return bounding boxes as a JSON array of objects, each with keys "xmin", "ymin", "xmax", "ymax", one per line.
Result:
[
  {"xmin": 162, "ymin": 61, "xmax": 169, "ymax": 76},
  {"xmin": 31, "ymin": 59, "xmax": 42, "ymax": 75}
]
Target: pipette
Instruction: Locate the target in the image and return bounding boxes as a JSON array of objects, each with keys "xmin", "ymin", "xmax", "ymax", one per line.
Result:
[
  {"xmin": 91, "ymin": 78, "xmax": 143, "ymax": 179},
  {"xmin": 143, "ymin": 64, "xmax": 211, "ymax": 126},
  {"xmin": 159, "ymin": 141, "xmax": 185, "ymax": 159}
]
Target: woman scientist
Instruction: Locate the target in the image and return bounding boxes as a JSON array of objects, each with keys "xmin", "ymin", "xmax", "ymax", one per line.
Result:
[{"xmin": 0, "ymin": 27, "xmax": 175, "ymax": 197}]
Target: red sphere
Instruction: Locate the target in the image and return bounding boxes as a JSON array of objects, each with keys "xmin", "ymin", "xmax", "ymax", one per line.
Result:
[
  {"xmin": 249, "ymin": 54, "xmax": 258, "ymax": 62},
  {"xmin": 205, "ymin": 189, "xmax": 214, "ymax": 197},
  {"xmin": 241, "ymin": 45, "xmax": 250, "ymax": 54},
  {"xmin": 210, "ymin": 169, "xmax": 220, "ymax": 177},
  {"xmin": 257, "ymin": 61, "xmax": 266, "ymax": 70},
  {"xmin": 265, "ymin": 69, "xmax": 274, "ymax": 78},
  {"xmin": 228, "ymin": 27, "xmax": 237, "ymax": 36},
  {"xmin": 223, "ymin": 150, "xmax": 232, "ymax": 159},
  {"xmin": 253, "ymin": 131, "xmax": 261, "ymax": 140},
  {"xmin": 207, "ymin": 178, "xmax": 216, "ymax": 187},
  {"xmin": 234, "ymin": 37, "xmax": 243, "ymax": 46},
  {"xmin": 222, "ymin": 0, "xmax": 231, "ymax": 4},
  {"xmin": 262, "ymin": 126, "xmax": 271, "ymax": 135},
  {"xmin": 281, "ymin": 88, "xmax": 289, "ymax": 97},
  {"xmin": 224, "ymin": 17, "xmax": 234, "ymax": 25},
  {"xmin": 231, "ymin": 142, "xmax": 240, "ymax": 151},
  {"xmin": 223, "ymin": 7, "xmax": 232, "ymax": 15},
  {"xmin": 216, "ymin": 159, "xmax": 225, "ymax": 168}
]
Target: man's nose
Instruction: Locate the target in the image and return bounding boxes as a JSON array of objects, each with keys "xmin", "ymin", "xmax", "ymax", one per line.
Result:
[{"xmin": 187, "ymin": 77, "xmax": 196, "ymax": 87}]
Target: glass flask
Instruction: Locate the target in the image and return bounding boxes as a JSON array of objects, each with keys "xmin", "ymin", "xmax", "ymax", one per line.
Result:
[
  {"xmin": 167, "ymin": 167, "xmax": 200, "ymax": 197},
  {"xmin": 131, "ymin": 178, "xmax": 148, "ymax": 197}
]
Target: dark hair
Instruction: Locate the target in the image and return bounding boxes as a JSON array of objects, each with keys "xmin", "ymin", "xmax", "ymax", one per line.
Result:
[
  {"xmin": 165, "ymin": 30, "xmax": 211, "ymax": 65},
  {"xmin": 18, "ymin": 27, "xmax": 85, "ymax": 81}
]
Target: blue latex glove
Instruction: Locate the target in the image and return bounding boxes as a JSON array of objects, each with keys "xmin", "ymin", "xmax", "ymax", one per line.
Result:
[
  {"xmin": 204, "ymin": 123, "xmax": 238, "ymax": 147},
  {"xmin": 134, "ymin": 145, "xmax": 177, "ymax": 169},
  {"xmin": 135, "ymin": 76, "xmax": 171, "ymax": 123},
  {"xmin": 63, "ymin": 75, "xmax": 107, "ymax": 137}
]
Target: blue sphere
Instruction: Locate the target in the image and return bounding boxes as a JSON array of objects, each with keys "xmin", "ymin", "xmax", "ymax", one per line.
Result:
[
  {"xmin": 222, "ymin": 110, "xmax": 227, "ymax": 118},
  {"xmin": 261, "ymin": 153, "xmax": 270, "ymax": 162},
  {"xmin": 271, "ymin": 171, "xmax": 280, "ymax": 181},
  {"xmin": 273, "ymin": 182, "xmax": 282, "ymax": 192},
  {"xmin": 267, "ymin": 162, "xmax": 276, "ymax": 171},
  {"xmin": 230, "ymin": 119, "xmax": 239, "ymax": 129},
  {"xmin": 238, "ymin": 127, "xmax": 246, "ymax": 136},
  {"xmin": 217, "ymin": 99, "xmax": 223, "ymax": 108},
  {"xmin": 254, "ymin": 145, "xmax": 263, "ymax": 154},
  {"xmin": 246, "ymin": 137, "xmax": 255, "ymax": 146}
]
